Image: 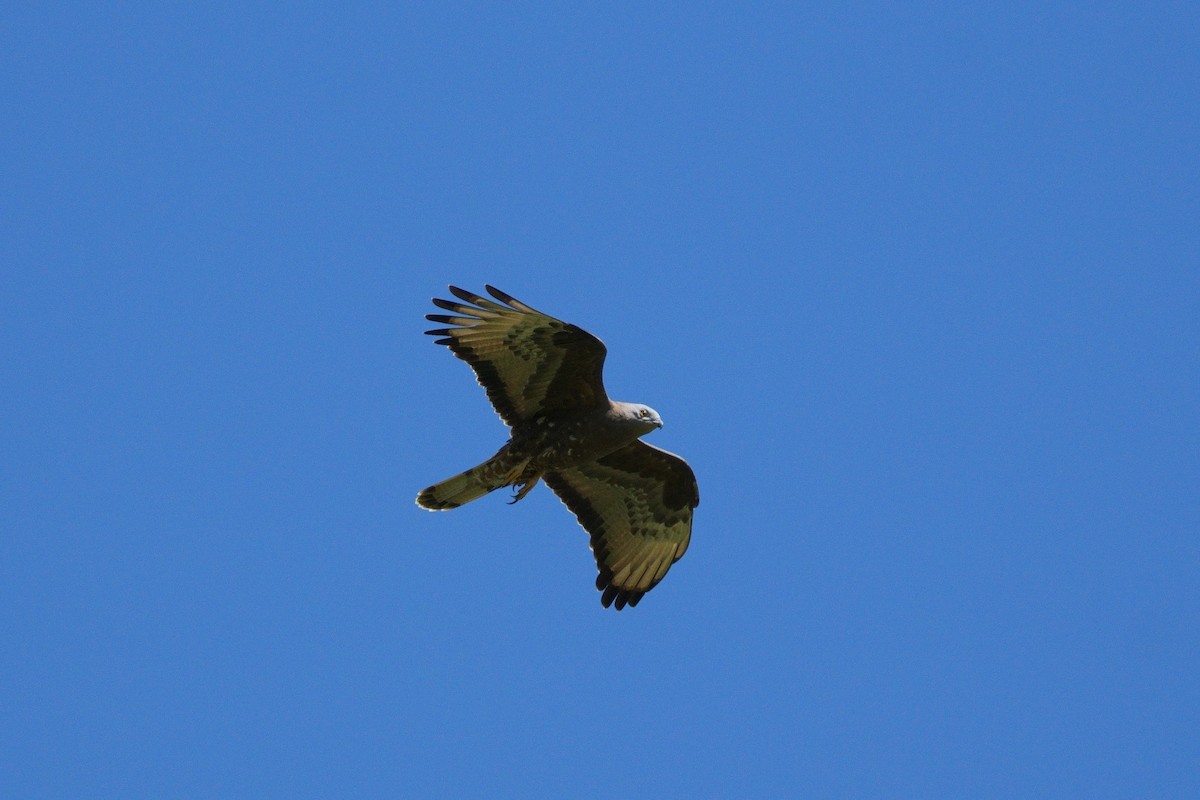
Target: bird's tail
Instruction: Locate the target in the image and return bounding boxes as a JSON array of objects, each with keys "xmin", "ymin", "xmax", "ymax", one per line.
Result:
[{"xmin": 416, "ymin": 451, "xmax": 527, "ymax": 510}]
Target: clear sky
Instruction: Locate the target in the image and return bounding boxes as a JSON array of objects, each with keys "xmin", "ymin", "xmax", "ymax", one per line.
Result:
[{"xmin": 4, "ymin": 3, "xmax": 1198, "ymax": 797}]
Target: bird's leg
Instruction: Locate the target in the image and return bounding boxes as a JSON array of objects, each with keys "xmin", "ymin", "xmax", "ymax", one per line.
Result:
[{"xmin": 508, "ymin": 475, "xmax": 541, "ymax": 504}]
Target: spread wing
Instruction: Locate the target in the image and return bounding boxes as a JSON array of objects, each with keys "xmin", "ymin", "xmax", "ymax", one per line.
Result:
[
  {"xmin": 543, "ymin": 441, "xmax": 700, "ymax": 610},
  {"xmin": 425, "ymin": 285, "xmax": 609, "ymax": 427}
]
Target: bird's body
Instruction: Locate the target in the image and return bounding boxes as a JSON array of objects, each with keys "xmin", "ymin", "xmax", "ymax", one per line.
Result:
[
  {"xmin": 419, "ymin": 403, "xmax": 660, "ymax": 509},
  {"xmin": 417, "ymin": 285, "xmax": 698, "ymax": 610}
]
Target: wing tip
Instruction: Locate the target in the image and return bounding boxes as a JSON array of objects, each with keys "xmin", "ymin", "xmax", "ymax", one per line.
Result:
[
  {"xmin": 448, "ymin": 285, "xmax": 485, "ymax": 305},
  {"xmin": 485, "ymin": 284, "xmax": 512, "ymax": 302},
  {"xmin": 431, "ymin": 297, "xmax": 479, "ymax": 315},
  {"xmin": 485, "ymin": 284, "xmax": 536, "ymax": 313},
  {"xmin": 597, "ymin": 576, "xmax": 646, "ymax": 610}
]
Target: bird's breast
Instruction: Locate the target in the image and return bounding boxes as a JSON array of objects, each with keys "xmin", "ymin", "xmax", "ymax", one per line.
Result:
[{"xmin": 513, "ymin": 414, "xmax": 634, "ymax": 469}]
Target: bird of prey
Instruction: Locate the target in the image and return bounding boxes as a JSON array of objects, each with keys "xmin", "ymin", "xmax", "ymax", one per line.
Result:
[{"xmin": 417, "ymin": 285, "xmax": 699, "ymax": 610}]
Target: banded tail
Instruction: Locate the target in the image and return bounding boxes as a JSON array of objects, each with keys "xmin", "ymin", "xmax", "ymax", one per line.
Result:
[{"xmin": 416, "ymin": 452, "xmax": 531, "ymax": 510}]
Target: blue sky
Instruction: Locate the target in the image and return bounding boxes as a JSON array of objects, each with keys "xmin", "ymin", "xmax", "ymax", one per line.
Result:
[{"xmin": 3, "ymin": 3, "xmax": 1198, "ymax": 797}]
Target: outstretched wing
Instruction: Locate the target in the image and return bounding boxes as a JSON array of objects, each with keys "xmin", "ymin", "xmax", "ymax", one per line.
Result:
[
  {"xmin": 544, "ymin": 441, "xmax": 699, "ymax": 610},
  {"xmin": 425, "ymin": 285, "xmax": 609, "ymax": 427}
]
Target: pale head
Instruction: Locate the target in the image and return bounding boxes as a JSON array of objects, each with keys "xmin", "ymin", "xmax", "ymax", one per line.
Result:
[{"xmin": 612, "ymin": 401, "xmax": 664, "ymax": 435}]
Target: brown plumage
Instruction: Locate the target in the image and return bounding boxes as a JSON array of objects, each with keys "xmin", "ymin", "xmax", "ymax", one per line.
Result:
[{"xmin": 417, "ymin": 285, "xmax": 699, "ymax": 610}]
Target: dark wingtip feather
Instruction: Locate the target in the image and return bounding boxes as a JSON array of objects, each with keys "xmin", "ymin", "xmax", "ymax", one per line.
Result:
[
  {"xmin": 485, "ymin": 285, "xmax": 537, "ymax": 314},
  {"xmin": 448, "ymin": 285, "xmax": 486, "ymax": 305},
  {"xmin": 596, "ymin": 574, "xmax": 644, "ymax": 611},
  {"xmin": 485, "ymin": 284, "xmax": 514, "ymax": 303},
  {"xmin": 432, "ymin": 297, "xmax": 474, "ymax": 314},
  {"xmin": 427, "ymin": 313, "xmax": 475, "ymax": 326}
]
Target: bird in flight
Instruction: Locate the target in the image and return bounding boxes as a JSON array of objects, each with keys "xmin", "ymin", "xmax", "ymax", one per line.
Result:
[{"xmin": 417, "ymin": 285, "xmax": 699, "ymax": 610}]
